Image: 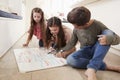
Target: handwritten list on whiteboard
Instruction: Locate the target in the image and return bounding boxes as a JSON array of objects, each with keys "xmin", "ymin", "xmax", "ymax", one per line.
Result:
[{"xmin": 14, "ymin": 48, "xmax": 67, "ymax": 73}]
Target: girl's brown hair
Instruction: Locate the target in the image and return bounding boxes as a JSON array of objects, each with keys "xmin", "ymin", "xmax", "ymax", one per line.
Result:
[
  {"xmin": 28, "ymin": 7, "xmax": 46, "ymax": 43},
  {"xmin": 45, "ymin": 17, "xmax": 66, "ymax": 50}
]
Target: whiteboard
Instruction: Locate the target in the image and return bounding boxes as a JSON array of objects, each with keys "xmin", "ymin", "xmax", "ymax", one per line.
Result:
[{"xmin": 14, "ymin": 48, "xmax": 67, "ymax": 73}]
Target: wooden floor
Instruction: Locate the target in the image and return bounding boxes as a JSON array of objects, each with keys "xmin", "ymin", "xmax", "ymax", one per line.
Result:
[{"xmin": 0, "ymin": 33, "xmax": 120, "ymax": 80}]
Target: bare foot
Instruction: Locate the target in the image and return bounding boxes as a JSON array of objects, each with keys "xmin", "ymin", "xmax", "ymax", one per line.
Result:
[
  {"xmin": 106, "ymin": 64, "xmax": 120, "ymax": 72},
  {"xmin": 85, "ymin": 68, "xmax": 97, "ymax": 80}
]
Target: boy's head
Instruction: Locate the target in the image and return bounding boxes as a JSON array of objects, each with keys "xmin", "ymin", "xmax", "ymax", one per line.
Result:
[{"xmin": 67, "ymin": 6, "xmax": 91, "ymax": 26}]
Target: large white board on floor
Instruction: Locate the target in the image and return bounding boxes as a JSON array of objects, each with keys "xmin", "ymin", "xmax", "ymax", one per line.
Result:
[{"xmin": 13, "ymin": 48, "xmax": 67, "ymax": 73}]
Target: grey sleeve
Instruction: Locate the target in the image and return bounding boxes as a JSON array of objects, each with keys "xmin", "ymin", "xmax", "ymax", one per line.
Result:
[
  {"xmin": 62, "ymin": 29, "xmax": 78, "ymax": 51},
  {"xmin": 111, "ymin": 34, "xmax": 120, "ymax": 45},
  {"xmin": 102, "ymin": 29, "xmax": 120, "ymax": 45},
  {"xmin": 96, "ymin": 20, "xmax": 120, "ymax": 45}
]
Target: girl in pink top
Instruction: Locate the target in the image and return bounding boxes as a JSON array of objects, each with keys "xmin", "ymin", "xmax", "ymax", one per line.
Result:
[{"xmin": 23, "ymin": 7, "xmax": 46, "ymax": 47}]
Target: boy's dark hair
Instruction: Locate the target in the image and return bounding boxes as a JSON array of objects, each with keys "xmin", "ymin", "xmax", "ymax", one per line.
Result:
[{"xmin": 67, "ymin": 6, "xmax": 91, "ymax": 26}]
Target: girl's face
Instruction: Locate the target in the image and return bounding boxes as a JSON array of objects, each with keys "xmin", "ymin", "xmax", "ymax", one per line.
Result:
[
  {"xmin": 33, "ymin": 12, "xmax": 41, "ymax": 23},
  {"xmin": 49, "ymin": 26, "xmax": 59, "ymax": 36}
]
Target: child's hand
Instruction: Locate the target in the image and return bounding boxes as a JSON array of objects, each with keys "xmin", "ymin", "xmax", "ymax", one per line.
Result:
[
  {"xmin": 98, "ymin": 35, "xmax": 107, "ymax": 45},
  {"xmin": 48, "ymin": 47, "xmax": 56, "ymax": 54},
  {"xmin": 55, "ymin": 52, "xmax": 63, "ymax": 58},
  {"xmin": 49, "ymin": 47, "xmax": 55, "ymax": 51},
  {"xmin": 55, "ymin": 52, "xmax": 66, "ymax": 58},
  {"xmin": 23, "ymin": 43, "xmax": 28, "ymax": 47}
]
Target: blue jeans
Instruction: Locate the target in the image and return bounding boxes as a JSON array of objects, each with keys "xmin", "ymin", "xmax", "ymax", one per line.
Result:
[{"xmin": 66, "ymin": 30, "xmax": 114, "ymax": 71}]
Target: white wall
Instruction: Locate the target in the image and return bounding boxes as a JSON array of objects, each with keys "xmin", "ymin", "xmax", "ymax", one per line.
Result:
[
  {"xmin": 0, "ymin": 18, "xmax": 25, "ymax": 57},
  {"xmin": 0, "ymin": 0, "xmax": 26, "ymax": 57},
  {"xmin": 0, "ymin": 0, "xmax": 23, "ymax": 16},
  {"xmin": 25, "ymin": 0, "xmax": 37, "ymax": 31}
]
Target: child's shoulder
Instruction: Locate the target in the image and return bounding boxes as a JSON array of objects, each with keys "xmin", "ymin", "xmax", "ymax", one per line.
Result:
[
  {"xmin": 62, "ymin": 25, "xmax": 72, "ymax": 32},
  {"xmin": 93, "ymin": 19, "xmax": 103, "ymax": 24}
]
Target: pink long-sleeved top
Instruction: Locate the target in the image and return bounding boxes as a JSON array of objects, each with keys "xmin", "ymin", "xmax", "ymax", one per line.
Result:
[{"xmin": 33, "ymin": 25, "xmax": 42, "ymax": 40}]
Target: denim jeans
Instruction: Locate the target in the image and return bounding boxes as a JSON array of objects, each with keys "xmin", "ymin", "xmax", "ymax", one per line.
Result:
[
  {"xmin": 39, "ymin": 39, "xmax": 44, "ymax": 47},
  {"xmin": 66, "ymin": 29, "xmax": 114, "ymax": 71}
]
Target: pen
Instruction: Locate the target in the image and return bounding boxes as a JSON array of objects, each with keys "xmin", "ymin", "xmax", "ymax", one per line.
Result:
[{"xmin": 48, "ymin": 49, "xmax": 56, "ymax": 54}]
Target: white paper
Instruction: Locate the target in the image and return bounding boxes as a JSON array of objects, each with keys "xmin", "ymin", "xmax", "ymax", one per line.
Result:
[{"xmin": 13, "ymin": 48, "xmax": 67, "ymax": 73}]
